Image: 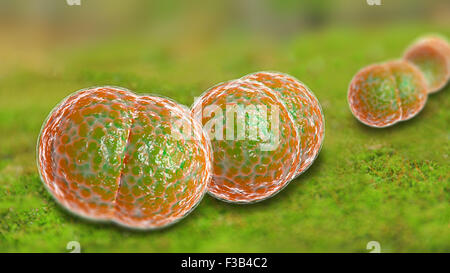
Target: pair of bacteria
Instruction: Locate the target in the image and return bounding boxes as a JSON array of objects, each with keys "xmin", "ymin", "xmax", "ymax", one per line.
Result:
[
  {"xmin": 348, "ymin": 36, "xmax": 450, "ymax": 127},
  {"xmin": 38, "ymin": 72, "xmax": 324, "ymax": 229},
  {"xmin": 192, "ymin": 72, "xmax": 325, "ymax": 203},
  {"xmin": 38, "ymin": 88, "xmax": 212, "ymax": 229}
]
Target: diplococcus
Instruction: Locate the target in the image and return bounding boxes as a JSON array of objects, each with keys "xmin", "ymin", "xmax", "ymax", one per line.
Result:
[
  {"xmin": 348, "ymin": 60, "xmax": 428, "ymax": 127},
  {"xmin": 37, "ymin": 86, "xmax": 212, "ymax": 229},
  {"xmin": 191, "ymin": 72, "xmax": 324, "ymax": 203}
]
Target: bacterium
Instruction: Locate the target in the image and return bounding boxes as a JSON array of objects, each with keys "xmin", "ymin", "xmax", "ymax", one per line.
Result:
[
  {"xmin": 404, "ymin": 35, "xmax": 450, "ymax": 93},
  {"xmin": 348, "ymin": 60, "xmax": 428, "ymax": 128}
]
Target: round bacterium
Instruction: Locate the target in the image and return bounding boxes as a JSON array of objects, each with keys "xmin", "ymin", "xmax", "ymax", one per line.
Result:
[
  {"xmin": 348, "ymin": 60, "xmax": 428, "ymax": 128},
  {"xmin": 241, "ymin": 72, "xmax": 324, "ymax": 177},
  {"xmin": 404, "ymin": 35, "xmax": 450, "ymax": 93}
]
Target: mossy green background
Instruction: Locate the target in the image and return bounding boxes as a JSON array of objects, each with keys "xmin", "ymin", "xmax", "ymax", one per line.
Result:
[{"xmin": 0, "ymin": 0, "xmax": 449, "ymax": 252}]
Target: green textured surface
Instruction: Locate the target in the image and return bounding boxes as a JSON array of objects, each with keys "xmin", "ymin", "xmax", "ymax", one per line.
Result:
[{"xmin": 0, "ymin": 25, "xmax": 449, "ymax": 252}]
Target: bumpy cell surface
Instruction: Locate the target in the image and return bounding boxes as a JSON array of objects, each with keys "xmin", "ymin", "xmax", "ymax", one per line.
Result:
[
  {"xmin": 37, "ymin": 87, "xmax": 212, "ymax": 229},
  {"xmin": 348, "ymin": 60, "xmax": 428, "ymax": 127},
  {"xmin": 241, "ymin": 72, "xmax": 324, "ymax": 177},
  {"xmin": 404, "ymin": 36, "xmax": 450, "ymax": 93},
  {"xmin": 192, "ymin": 78, "xmax": 302, "ymax": 203}
]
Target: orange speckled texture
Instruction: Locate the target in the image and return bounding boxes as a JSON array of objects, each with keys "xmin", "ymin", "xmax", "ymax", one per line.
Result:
[
  {"xmin": 241, "ymin": 72, "xmax": 324, "ymax": 177},
  {"xmin": 404, "ymin": 36, "xmax": 450, "ymax": 93},
  {"xmin": 348, "ymin": 60, "xmax": 428, "ymax": 128},
  {"xmin": 37, "ymin": 87, "xmax": 212, "ymax": 229},
  {"xmin": 388, "ymin": 61, "xmax": 428, "ymax": 120},
  {"xmin": 192, "ymin": 77, "xmax": 304, "ymax": 203}
]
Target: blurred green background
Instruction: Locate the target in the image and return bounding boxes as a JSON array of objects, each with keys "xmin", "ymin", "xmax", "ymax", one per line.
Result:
[{"xmin": 0, "ymin": 0, "xmax": 449, "ymax": 252}]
